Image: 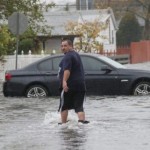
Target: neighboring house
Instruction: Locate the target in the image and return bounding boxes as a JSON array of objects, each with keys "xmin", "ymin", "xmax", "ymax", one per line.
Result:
[
  {"xmin": 39, "ymin": 7, "xmax": 118, "ymax": 54},
  {"xmin": 76, "ymin": 8, "xmax": 118, "ymax": 52}
]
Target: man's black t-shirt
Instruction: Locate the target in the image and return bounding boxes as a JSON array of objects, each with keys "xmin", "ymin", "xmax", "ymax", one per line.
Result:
[{"xmin": 59, "ymin": 50, "xmax": 86, "ymax": 91}]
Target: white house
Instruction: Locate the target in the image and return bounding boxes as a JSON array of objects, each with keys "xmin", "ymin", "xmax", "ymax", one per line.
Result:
[
  {"xmin": 75, "ymin": 8, "xmax": 118, "ymax": 51},
  {"xmin": 40, "ymin": 7, "xmax": 118, "ymax": 53}
]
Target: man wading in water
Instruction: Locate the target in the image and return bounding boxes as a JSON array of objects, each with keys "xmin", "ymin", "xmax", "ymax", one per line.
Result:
[{"xmin": 58, "ymin": 39, "xmax": 89, "ymax": 124}]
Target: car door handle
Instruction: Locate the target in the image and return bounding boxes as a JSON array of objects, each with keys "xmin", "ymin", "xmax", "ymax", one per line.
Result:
[
  {"xmin": 84, "ymin": 72, "xmax": 88, "ymax": 75},
  {"xmin": 45, "ymin": 72, "xmax": 54, "ymax": 75}
]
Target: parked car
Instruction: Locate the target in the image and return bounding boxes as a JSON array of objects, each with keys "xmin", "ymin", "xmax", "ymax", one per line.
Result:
[{"xmin": 3, "ymin": 53, "xmax": 150, "ymax": 98}]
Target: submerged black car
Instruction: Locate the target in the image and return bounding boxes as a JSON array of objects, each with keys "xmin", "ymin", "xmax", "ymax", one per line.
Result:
[{"xmin": 3, "ymin": 53, "xmax": 150, "ymax": 97}]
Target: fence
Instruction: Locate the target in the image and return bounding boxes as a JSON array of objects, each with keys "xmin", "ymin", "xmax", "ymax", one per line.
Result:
[
  {"xmin": 115, "ymin": 40, "xmax": 150, "ymax": 64},
  {"xmin": 130, "ymin": 40, "xmax": 150, "ymax": 63},
  {"xmin": 117, "ymin": 46, "xmax": 130, "ymax": 55}
]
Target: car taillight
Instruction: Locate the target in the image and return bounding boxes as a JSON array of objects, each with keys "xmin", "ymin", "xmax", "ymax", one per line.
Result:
[{"xmin": 5, "ymin": 73, "xmax": 12, "ymax": 81}]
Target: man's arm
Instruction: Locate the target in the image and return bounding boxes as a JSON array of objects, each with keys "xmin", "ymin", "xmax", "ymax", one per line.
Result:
[{"xmin": 63, "ymin": 70, "xmax": 70, "ymax": 92}]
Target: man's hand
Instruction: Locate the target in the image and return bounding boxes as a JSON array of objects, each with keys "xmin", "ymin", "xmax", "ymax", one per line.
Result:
[{"xmin": 63, "ymin": 80, "xmax": 69, "ymax": 92}]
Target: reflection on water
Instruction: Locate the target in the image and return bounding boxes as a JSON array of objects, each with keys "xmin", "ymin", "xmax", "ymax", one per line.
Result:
[
  {"xmin": 0, "ymin": 92, "xmax": 150, "ymax": 150},
  {"xmin": 59, "ymin": 126, "xmax": 87, "ymax": 150}
]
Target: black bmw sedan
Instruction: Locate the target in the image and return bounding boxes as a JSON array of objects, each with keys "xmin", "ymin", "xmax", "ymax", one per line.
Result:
[{"xmin": 3, "ymin": 53, "xmax": 150, "ymax": 97}]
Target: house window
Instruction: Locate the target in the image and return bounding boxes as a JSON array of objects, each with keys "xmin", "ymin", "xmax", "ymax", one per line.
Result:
[
  {"xmin": 88, "ymin": 0, "xmax": 93, "ymax": 9},
  {"xmin": 77, "ymin": 0, "xmax": 94, "ymax": 10},
  {"xmin": 79, "ymin": 0, "xmax": 86, "ymax": 10}
]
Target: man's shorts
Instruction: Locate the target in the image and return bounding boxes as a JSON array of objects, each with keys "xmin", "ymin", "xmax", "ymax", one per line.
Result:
[{"xmin": 59, "ymin": 90, "xmax": 85, "ymax": 113}]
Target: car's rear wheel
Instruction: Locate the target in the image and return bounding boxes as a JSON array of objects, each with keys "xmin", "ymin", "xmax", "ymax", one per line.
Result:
[
  {"xmin": 133, "ymin": 81, "xmax": 150, "ymax": 95},
  {"xmin": 25, "ymin": 85, "xmax": 48, "ymax": 98}
]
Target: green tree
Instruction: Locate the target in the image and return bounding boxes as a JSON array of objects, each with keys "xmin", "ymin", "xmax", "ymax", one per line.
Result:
[
  {"xmin": 18, "ymin": 27, "xmax": 40, "ymax": 54},
  {"xmin": 0, "ymin": 25, "xmax": 13, "ymax": 59},
  {"xmin": 94, "ymin": 0, "xmax": 150, "ymax": 40},
  {"xmin": 0, "ymin": 0, "xmax": 54, "ymax": 34},
  {"xmin": 18, "ymin": 39, "xmax": 35, "ymax": 54},
  {"xmin": 126, "ymin": 0, "xmax": 150, "ymax": 40},
  {"xmin": 116, "ymin": 12, "xmax": 141, "ymax": 46},
  {"xmin": 0, "ymin": 0, "xmax": 55, "ymax": 57}
]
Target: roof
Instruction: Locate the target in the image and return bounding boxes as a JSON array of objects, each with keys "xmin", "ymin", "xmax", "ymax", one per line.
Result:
[{"xmin": 40, "ymin": 8, "xmax": 118, "ymax": 36}]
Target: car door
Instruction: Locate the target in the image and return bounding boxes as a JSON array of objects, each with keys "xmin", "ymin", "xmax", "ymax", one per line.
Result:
[
  {"xmin": 81, "ymin": 55, "xmax": 120, "ymax": 95},
  {"xmin": 38, "ymin": 56, "xmax": 62, "ymax": 96}
]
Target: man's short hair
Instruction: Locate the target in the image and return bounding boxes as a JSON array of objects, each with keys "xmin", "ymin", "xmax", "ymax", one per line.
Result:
[{"xmin": 62, "ymin": 39, "xmax": 73, "ymax": 46}]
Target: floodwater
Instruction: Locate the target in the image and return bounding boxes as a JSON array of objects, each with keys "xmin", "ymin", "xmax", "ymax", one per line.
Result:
[{"xmin": 0, "ymin": 85, "xmax": 150, "ymax": 150}]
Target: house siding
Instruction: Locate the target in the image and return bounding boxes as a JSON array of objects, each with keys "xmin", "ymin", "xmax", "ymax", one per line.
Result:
[{"xmin": 42, "ymin": 8, "xmax": 117, "ymax": 53}]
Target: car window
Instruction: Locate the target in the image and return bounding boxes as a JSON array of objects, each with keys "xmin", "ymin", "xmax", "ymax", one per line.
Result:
[
  {"xmin": 53, "ymin": 56, "xmax": 63, "ymax": 71},
  {"xmin": 38, "ymin": 59, "xmax": 52, "ymax": 71},
  {"xmin": 81, "ymin": 56, "xmax": 106, "ymax": 71},
  {"xmin": 99, "ymin": 56, "xmax": 126, "ymax": 69}
]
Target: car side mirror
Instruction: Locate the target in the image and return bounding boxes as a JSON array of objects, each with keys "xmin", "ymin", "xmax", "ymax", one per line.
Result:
[{"xmin": 101, "ymin": 65, "xmax": 112, "ymax": 73}]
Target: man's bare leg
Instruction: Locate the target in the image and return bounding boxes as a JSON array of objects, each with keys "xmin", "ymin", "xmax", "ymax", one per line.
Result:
[
  {"xmin": 77, "ymin": 112, "xmax": 85, "ymax": 121},
  {"xmin": 61, "ymin": 110, "xmax": 68, "ymax": 123},
  {"xmin": 77, "ymin": 112, "xmax": 89, "ymax": 124}
]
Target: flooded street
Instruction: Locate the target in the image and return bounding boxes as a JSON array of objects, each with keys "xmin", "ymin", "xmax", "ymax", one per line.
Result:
[{"xmin": 0, "ymin": 86, "xmax": 150, "ymax": 150}]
